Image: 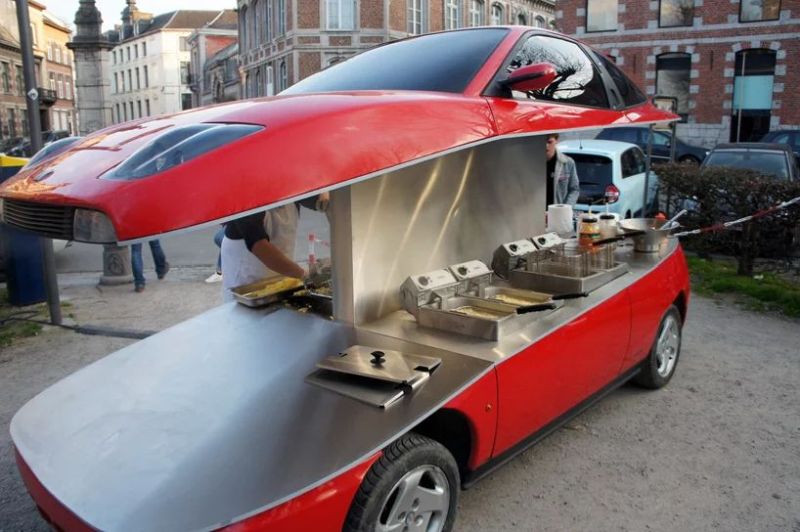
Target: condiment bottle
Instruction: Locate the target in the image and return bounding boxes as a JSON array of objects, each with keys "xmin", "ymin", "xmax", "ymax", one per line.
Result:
[
  {"xmin": 599, "ymin": 213, "xmax": 618, "ymax": 239},
  {"xmin": 578, "ymin": 214, "xmax": 600, "ymax": 248}
]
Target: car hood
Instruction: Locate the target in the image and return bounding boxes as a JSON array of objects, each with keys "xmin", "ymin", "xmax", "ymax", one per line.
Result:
[{"xmin": 0, "ymin": 91, "xmax": 497, "ymax": 242}]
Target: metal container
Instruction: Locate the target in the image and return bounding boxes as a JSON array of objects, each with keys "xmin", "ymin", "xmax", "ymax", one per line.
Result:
[
  {"xmin": 231, "ymin": 276, "xmax": 305, "ymax": 307},
  {"xmin": 481, "ymin": 285, "xmax": 556, "ymax": 307},
  {"xmin": 418, "ymin": 296, "xmax": 526, "ymax": 341},
  {"xmin": 619, "ymin": 218, "xmax": 673, "ymax": 253},
  {"xmin": 509, "ymin": 261, "xmax": 629, "ymax": 294}
]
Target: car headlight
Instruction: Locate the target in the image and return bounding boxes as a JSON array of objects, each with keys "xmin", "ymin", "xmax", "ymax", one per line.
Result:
[
  {"xmin": 73, "ymin": 209, "xmax": 118, "ymax": 243},
  {"xmin": 105, "ymin": 123, "xmax": 262, "ymax": 180}
]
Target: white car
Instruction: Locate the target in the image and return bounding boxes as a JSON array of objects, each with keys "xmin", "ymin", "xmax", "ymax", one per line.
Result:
[{"xmin": 559, "ymin": 139, "xmax": 658, "ymax": 218}]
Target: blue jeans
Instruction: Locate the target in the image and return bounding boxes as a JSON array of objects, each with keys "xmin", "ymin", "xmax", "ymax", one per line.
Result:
[
  {"xmin": 214, "ymin": 227, "xmax": 225, "ymax": 273},
  {"xmin": 131, "ymin": 240, "xmax": 167, "ymax": 287}
]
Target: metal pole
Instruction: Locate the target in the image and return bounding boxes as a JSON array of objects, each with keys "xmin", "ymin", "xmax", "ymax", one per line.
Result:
[
  {"xmin": 643, "ymin": 123, "xmax": 654, "ymax": 216},
  {"xmin": 15, "ymin": 0, "xmax": 62, "ymax": 325}
]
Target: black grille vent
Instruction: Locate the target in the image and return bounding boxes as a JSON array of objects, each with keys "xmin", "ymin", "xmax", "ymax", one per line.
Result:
[{"xmin": 3, "ymin": 199, "xmax": 74, "ymax": 240}]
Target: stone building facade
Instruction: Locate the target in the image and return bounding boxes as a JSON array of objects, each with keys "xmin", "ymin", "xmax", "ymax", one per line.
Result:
[
  {"xmin": 106, "ymin": 2, "xmax": 223, "ymax": 123},
  {"xmin": 556, "ymin": 0, "xmax": 800, "ymax": 146},
  {"xmin": 0, "ymin": 0, "xmax": 75, "ymax": 146},
  {"xmin": 237, "ymin": 0, "xmax": 556, "ymax": 98},
  {"xmin": 186, "ymin": 11, "xmax": 239, "ymax": 107}
]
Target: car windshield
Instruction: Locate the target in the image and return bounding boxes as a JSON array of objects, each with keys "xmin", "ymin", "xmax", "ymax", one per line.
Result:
[
  {"xmin": 704, "ymin": 150, "xmax": 790, "ymax": 180},
  {"xmin": 568, "ymin": 153, "xmax": 614, "ymax": 187},
  {"xmin": 282, "ymin": 29, "xmax": 508, "ymax": 95}
]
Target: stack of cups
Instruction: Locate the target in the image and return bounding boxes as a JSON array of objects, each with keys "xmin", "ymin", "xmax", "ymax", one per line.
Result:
[{"xmin": 547, "ymin": 204, "xmax": 574, "ymax": 236}]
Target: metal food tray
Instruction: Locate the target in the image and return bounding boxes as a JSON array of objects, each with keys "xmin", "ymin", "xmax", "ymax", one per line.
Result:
[
  {"xmin": 508, "ymin": 261, "xmax": 629, "ymax": 294},
  {"xmin": 481, "ymin": 285, "xmax": 557, "ymax": 306},
  {"xmin": 231, "ymin": 276, "xmax": 305, "ymax": 308}
]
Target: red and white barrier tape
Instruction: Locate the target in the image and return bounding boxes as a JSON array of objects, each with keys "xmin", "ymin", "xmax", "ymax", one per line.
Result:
[{"xmin": 671, "ymin": 195, "xmax": 800, "ymax": 238}]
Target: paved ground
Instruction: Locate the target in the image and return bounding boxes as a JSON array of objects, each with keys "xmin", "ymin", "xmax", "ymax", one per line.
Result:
[{"xmin": 0, "ymin": 278, "xmax": 798, "ymax": 530}]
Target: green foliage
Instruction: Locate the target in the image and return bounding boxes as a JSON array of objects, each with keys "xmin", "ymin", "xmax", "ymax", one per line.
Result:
[
  {"xmin": 659, "ymin": 163, "xmax": 800, "ymax": 275},
  {"xmin": 688, "ymin": 257, "xmax": 800, "ymax": 317}
]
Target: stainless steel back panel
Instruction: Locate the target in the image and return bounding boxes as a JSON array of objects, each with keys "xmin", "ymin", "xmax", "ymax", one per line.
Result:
[{"xmin": 330, "ymin": 136, "xmax": 546, "ymax": 325}]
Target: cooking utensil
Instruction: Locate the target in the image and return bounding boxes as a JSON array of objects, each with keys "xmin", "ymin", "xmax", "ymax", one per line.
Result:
[
  {"xmin": 515, "ymin": 291, "xmax": 588, "ymax": 314},
  {"xmin": 663, "ymin": 209, "xmax": 687, "ymax": 230},
  {"xmin": 618, "ymin": 218, "xmax": 675, "ymax": 253},
  {"xmin": 231, "ymin": 276, "xmax": 305, "ymax": 307}
]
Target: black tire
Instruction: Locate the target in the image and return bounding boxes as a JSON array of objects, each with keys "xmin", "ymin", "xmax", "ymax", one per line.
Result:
[
  {"xmin": 633, "ymin": 305, "xmax": 682, "ymax": 389},
  {"xmin": 344, "ymin": 433, "xmax": 459, "ymax": 532},
  {"xmin": 678, "ymin": 155, "xmax": 701, "ymax": 165}
]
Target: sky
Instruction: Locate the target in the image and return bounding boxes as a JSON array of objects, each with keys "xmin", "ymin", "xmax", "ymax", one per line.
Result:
[{"xmin": 47, "ymin": 0, "xmax": 234, "ymax": 31}]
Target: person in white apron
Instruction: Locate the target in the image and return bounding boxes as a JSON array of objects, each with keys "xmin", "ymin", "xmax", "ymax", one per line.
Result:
[{"xmin": 221, "ymin": 207, "xmax": 306, "ymax": 302}]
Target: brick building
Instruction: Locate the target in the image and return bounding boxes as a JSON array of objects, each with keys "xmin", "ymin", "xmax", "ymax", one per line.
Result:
[
  {"xmin": 0, "ymin": 0, "xmax": 76, "ymax": 148},
  {"xmin": 187, "ymin": 10, "xmax": 238, "ymax": 107},
  {"xmin": 237, "ymin": 0, "xmax": 556, "ymax": 98},
  {"xmin": 556, "ymin": 0, "xmax": 799, "ymax": 146}
]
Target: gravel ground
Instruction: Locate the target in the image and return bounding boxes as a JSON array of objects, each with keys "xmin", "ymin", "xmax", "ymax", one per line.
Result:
[{"xmin": 1, "ymin": 276, "xmax": 798, "ymax": 531}]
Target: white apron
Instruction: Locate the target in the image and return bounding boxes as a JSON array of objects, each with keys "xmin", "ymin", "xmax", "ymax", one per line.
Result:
[{"xmin": 221, "ymin": 205, "xmax": 300, "ymax": 302}]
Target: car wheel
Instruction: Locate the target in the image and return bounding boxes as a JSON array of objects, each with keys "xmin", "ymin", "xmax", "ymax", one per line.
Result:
[
  {"xmin": 625, "ymin": 210, "xmax": 632, "ymax": 219},
  {"xmin": 678, "ymin": 155, "xmax": 700, "ymax": 165},
  {"xmin": 633, "ymin": 305, "xmax": 682, "ymax": 389},
  {"xmin": 345, "ymin": 433, "xmax": 459, "ymax": 532}
]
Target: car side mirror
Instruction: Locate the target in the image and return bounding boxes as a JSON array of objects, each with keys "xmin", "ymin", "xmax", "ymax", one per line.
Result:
[{"xmin": 502, "ymin": 63, "xmax": 557, "ymax": 93}]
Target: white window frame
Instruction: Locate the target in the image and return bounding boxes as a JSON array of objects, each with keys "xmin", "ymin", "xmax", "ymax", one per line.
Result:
[
  {"xmin": 469, "ymin": 0, "xmax": 484, "ymax": 26},
  {"xmin": 327, "ymin": 0, "xmax": 356, "ymax": 30},
  {"xmin": 445, "ymin": 0, "xmax": 461, "ymax": 29},
  {"xmin": 491, "ymin": 3, "xmax": 503, "ymax": 25},
  {"xmin": 408, "ymin": 0, "xmax": 427, "ymax": 34}
]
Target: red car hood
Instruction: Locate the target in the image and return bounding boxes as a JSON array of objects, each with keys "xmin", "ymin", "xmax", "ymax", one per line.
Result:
[{"xmin": 0, "ymin": 92, "xmax": 497, "ymax": 242}]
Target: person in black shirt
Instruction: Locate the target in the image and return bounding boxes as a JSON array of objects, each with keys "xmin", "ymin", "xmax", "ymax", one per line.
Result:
[{"xmin": 221, "ymin": 210, "xmax": 306, "ymax": 301}]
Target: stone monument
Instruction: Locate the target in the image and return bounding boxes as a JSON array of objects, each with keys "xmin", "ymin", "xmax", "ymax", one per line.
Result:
[{"xmin": 67, "ymin": 0, "xmax": 133, "ymax": 285}]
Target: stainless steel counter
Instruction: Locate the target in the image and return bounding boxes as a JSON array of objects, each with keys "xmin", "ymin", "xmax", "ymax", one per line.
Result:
[{"xmin": 360, "ymin": 239, "xmax": 680, "ymax": 363}]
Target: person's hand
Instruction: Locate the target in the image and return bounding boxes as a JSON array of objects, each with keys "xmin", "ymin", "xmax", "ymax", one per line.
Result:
[{"xmin": 315, "ymin": 192, "xmax": 330, "ymax": 212}]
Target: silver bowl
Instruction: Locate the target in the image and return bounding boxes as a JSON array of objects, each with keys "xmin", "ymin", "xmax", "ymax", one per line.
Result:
[{"xmin": 619, "ymin": 218, "xmax": 674, "ymax": 253}]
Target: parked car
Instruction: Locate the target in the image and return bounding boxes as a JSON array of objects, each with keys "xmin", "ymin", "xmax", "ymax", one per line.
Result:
[
  {"xmin": 701, "ymin": 142, "xmax": 798, "ymax": 180},
  {"xmin": 760, "ymin": 129, "xmax": 800, "ymax": 164},
  {"xmin": 6, "ymin": 130, "xmax": 71, "ymax": 157},
  {"xmin": 596, "ymin": 126, "xmax": 709, "ymax": 165},
  {"xmin": 561, "ymin": 139, "xmax": 658, "ymax": 218}
]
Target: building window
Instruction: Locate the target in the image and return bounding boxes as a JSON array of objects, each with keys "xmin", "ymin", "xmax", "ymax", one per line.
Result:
[
  {"xmin": 328, "ymin": 0, "xmax": 356, "ymax": 29},
  {"xmin": 15, "ymin": 65, "xmax": 23, "ymax": 96},
  {"xmin": 137, "ymin": 100, "xmax": 142, "ymax": 117},
  {"xmin": 130, "ymin": 101, "xmax": 134, "ymax": 119},
  {"xmin": 134, "ymin": 44, "xmax": 139, "ymax": 58},
  {"xmin": 535, "ymin": 15, "xmax": 545, "ymax": 27},
  {"xmin": 659, "ymin": 0, "xmax": 693, "ymax": 27},
  {"xmin": 46, "ymin": 42, "xmax": 53, "ymax": 61},
  {"xmin": 127, "ymin": 46, "xmax": 131, "ymax": 61},
  {"xmin": 142, "ymin": 42, "xmax": 147, "ymax": 56},
  {"xmin": 128, "ymin": 70, "xmax": 132, "ymax": 91},
  {"xmin": 114, "ymin": 72, "xmax": 119, "ymax": 93},
  {"xmin": 146, "ymin": 99, "xmax": 151, "ymax": 116},
  {"xmin": 1, "ymin": 62, "xmax": 9, "ymax": 93},
  {"xmin": 266, "ymin": 0, "xmax": 273, "ymax": 41},
  {"xmin": 49, "ymin": 72, "xmax": 55, "ymax": 91},
  {"xmin": 279, "ymin": 60, "xmax": 288, "ymax": 91},
  {"xmin": 731, "ymin": 49, "xmax": 776, "ymax": 142},
  {"xmin": 586, "ymin": 0, "xmax": 617, "ymax": 31},
  {"xmin": 30, "ymin": 23, "xmax": 36, "ymax": 45},
  {"xmin": 113, "ymin": 50, "xmax": 117, "ymax": 64},
  {"xmin": 445, "ymin": 0, "xmax": 461, "ymax": 29},
  {"xmin": 407, "ymin": 0, "xmax": 427, "ymax": 34},
  {"xmin": 253, "ymin": 0, "xmax": 262, "ymax": 44},
  {"xmin": 181, "ymin": 62, "xmax": 190, "ymax": 84},
  {"xmin": 277, "ymin": 0, "xmax": 286, "ymax": 35},
  {"xmin": 655, "ymin": 53, "xmax": 690, "ymax": 120},
  {"xmin": 740, "ymin": 0, "xmax": 780, "ymax": 21},
  {"xmin": 180, "ymin": 37, "xmax": 189, "ymax": 52},
  {"xmin": 239, "ymin": 6, "xmax": 248, "ymax": 49},
  {"xmin": 57, "ymin": 74, "xmax": 64, "ymax": 98},
  {"xmin": 469, "ymin": 0, "xmax": 485, "ymax": 26},
  {"xmin": 506, "ymin": 34, "xmax": 609, "ymax": 108},
  {"xmin": 122, "ymin": 103, "xmax": 127, "ymax": 121},
  {"xmin": 144, "ymin": 66, "xmax": 149, "ymax": 87},
  {"xmin": 490, "ymin": 3, "xmax": 503, "ymax": 25},
  {"xmin": 136, "ymin": 68, "xmax": 140, "ymax": 89},
  {"xmin": 181, "ymin": 93, "xmax": 192, "ymax": 110},
  {"xmin": 66, "ymin": 76, "xmax": 72, "ymax": 99}
]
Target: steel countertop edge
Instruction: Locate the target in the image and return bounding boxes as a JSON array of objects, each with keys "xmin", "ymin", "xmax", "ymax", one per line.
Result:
[{"xmin": 10, "ymin": 240, "xmax": 680, "ymax": 531}]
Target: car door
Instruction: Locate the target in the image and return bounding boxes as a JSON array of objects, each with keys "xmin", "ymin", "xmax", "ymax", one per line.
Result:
[
  {"xmin": 481, "ymin": 33, "xmax": 633, "ymax": 454},
  {"xmin": 647, "ymin": 130, "xmax": 672, "ymax": 162}
]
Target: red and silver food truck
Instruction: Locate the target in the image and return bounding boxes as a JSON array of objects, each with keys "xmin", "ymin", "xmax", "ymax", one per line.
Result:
[{"xmin": 0, "ymin": 27, "xmax": 689, "ymax": 531}]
